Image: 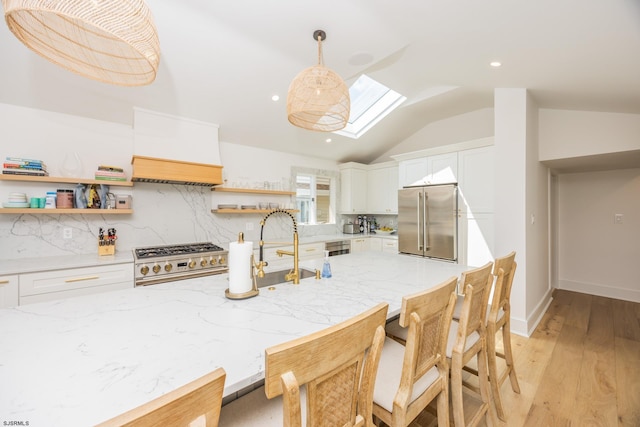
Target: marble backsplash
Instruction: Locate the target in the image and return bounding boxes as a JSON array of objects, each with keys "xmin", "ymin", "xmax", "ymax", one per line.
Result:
[{"xmin": 1, "ymin": 183, "xmax": 343, "ymax": 260}]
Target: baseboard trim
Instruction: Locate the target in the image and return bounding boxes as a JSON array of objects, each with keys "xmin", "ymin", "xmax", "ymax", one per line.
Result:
[
  {"xmin": 510, "ymin": 287, "xmax": 554, "ymax": 338},
  {"xmin": 558, "ymin": 279, "xmax": 640, "ymax": 303}
]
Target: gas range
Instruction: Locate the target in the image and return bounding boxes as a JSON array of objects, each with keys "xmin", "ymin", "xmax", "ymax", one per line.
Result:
[{"xmin": 133, "ymin": 242, "xmax": 228, "ymax": 286}]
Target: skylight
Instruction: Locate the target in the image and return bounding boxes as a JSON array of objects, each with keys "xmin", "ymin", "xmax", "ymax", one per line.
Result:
[{"xmin": 334, "ymin": 74, "xmax": 406, "ymax": 139}]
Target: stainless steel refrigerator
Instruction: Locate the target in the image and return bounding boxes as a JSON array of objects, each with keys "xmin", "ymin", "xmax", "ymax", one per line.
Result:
[{"xmin": 398, "ymin": 184, "xmax": 457, "ymax": 261}]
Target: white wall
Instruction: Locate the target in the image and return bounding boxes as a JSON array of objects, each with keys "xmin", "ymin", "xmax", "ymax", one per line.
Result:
[
  {"xmin": 0, "ymin": 104, "xmax": 340, "ymax": 260},
  {"xmin": 525, "ymin": 96, "xmax": 551, "ymax": 328},
  {"xmin": 494, "ymin": 89, "xmax": 551, "ymax": 336},
  {"xmin": 557, "ymin": 168, "xmax": 640, "ymax": 302},
  {"xmin": 494, "ymin": 89, "xmax": 528, "ymax": 335},
  {"xmin": 539, "ymin": 109, "xmax": 640, "ymax": 161},
  {"xmin": 373, "ymin": 108, "xmax": 494, "ymax": 162}
]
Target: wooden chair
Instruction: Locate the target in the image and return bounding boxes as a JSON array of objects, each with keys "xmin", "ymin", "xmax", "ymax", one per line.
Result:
[
  {"xmin": 97, "ymin": 367, "xmax": 226, "ymax": 427},
  {"xmin": 372, "ymin": 276, "xmax": 458, "ymax": 427},
  {"xmin": 220, "ymin": 303, "xmax": 388, "ymax": 427},
  {"xmin": 485, "ymin": 251, "xmax": 520, "ymax": 421},
  {"xmin": 451, "ymin": 252, "xmax": 521, "ymax": 422},
  {"xmin": 448, "ymin": 261, "xmax": 497, "ymax": 427}
]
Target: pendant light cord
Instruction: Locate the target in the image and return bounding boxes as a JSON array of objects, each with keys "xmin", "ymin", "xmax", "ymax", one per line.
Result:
[{"xmin": 317, "ymin": 34, "xmax": 323, "ymax": 66}]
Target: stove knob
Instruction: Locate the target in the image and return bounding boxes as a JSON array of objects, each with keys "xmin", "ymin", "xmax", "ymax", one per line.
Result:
[
  {"xmin": 164, "ymin": 262, "xmax": 173, "ymax": 272},
  {"xmin": 219, "ymin": 256, "xmax": 226, "ymax": 265},
  {"xmin": 140, "ymin": 265, "xmax": 149, "ymax": 276},
  {"xmin": 200, "ymin": 258, "xmax": 207, "ymax": 267},
  {"xmin": 210, "ymin": 257, "xmax": 217, "ymax": 265},
  {"xmin": 152, "ymin": 264, "xmax": 161, "ymax": 274},
  {"xmin": 188, "ymin": 259, "xmax": 196, "ymax": 269}
]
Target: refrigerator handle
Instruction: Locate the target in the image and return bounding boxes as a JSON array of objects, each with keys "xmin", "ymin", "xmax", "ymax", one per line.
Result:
[
  {"xmin": 424, "ymin": 193, "xmax": 430, "ymax": 251},
  {"xmin": 417, "ymin": 191, "xmax": 423, "ymax": 250}
]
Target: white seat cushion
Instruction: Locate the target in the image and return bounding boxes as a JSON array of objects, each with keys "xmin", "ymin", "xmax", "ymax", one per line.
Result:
[
  {"xmin": 373, "ymin": 336, "xmax": 440, "ymax": 413},
  {"xmin": 385, "ymin": 318, "xmax": 407, "ymax": 341},
  {"xmin": 452, "ymin": 294, "xmax": 464, "ymax": 320},
  {"xmin": 219, "ymin": 385, "xmax": 307, "ymax": 427},
  {"xmin": 446, "ymin": 320, "xmax": 480, "ymax": 358},
  {"xmin": 454, "ymin": 298, "xmax": 506, "ymax": 325}
]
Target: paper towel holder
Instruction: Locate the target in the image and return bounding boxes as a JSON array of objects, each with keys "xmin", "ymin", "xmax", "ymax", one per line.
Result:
[{"xmin": 225, "ymin": 233, "xmax": 259, "ymax": 300}]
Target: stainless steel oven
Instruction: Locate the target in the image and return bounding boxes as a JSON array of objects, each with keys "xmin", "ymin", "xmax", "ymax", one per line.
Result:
[
  {"xmin": 325, "ymin": 240, "xmax": 350, "ymax": 257},
  {"xmin": 133, "ymin": 242, "xmax": 228, "ymax": 286}
]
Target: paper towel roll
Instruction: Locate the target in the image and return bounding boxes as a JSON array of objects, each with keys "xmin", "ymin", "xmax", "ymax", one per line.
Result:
[{"xmin": 228, "ymin": 240, "xmax": 253, "ymax": 294}]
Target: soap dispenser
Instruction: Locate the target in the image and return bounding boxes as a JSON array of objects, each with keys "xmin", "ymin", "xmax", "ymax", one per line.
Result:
[{"xmin": 321, "ymin": 250, "xmax": 332, "ymax": 278}]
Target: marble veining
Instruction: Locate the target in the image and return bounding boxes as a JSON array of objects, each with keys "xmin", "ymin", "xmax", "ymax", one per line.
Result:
[{"xmin": 0, "ymin": 252, "xmax": 465, "ymax": 426}]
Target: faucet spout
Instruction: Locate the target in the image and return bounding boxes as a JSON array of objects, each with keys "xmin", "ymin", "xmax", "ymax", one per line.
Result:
[{"xmin": 258, "ymin": 209, "xmax": 300, "ymax": 285}]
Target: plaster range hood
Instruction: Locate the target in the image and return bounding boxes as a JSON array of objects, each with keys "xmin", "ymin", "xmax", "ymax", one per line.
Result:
[{"xmin": 131, "ymin": 155, "xmax": 223, "ymax": 186}]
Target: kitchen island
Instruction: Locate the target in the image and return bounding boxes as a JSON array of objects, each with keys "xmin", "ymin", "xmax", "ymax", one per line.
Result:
[{"xmin": 0, "ymin": 251, "xmax": 468, "ymax": 426}]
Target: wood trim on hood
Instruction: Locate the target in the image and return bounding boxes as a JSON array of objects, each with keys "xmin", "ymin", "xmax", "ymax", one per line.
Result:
[{"xmin": 131, "ymin": 156, "xmax": 223, "ymax": 186}]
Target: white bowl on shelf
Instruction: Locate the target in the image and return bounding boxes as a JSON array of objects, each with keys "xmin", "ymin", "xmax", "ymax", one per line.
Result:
[{"xmin": 3, "ymin": 201, "xmax": 29, "ymax": 208}]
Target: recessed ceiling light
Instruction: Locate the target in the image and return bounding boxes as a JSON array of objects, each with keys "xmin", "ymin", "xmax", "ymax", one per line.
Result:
[
  {"xmin": 271, "ymin": 95, "xmax": 280, "ymax": 101},
  {"xmin": 325, "ymin": 138, "xmax": 332, "ymax": 143},
  {"xmin": 490, "ymin": 61, "xmax": 502, "ymax": 68}
]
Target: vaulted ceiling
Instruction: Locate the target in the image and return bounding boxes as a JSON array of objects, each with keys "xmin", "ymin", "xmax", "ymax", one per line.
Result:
[{"xmin": 1, "ymin": 0, "xmax": 638, "ymax": 164}]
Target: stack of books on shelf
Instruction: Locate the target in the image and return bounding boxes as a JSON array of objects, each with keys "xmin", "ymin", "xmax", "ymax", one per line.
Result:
[
  {"xmin": 95, "ymin": 165, "xmax": 126, "ymax": 181},
  {"xmin": 3, "ymin": 157, "xmax": 48, "ymax": 176}
]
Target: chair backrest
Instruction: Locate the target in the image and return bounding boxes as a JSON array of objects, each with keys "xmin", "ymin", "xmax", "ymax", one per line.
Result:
[
  {"xmin": 265, "ymin": 303, "xmax": 388, "ymax": 427},
  {"xmin": 489, "ymin": 251, "xmax": 517, "ymax": 320},
  {"xmin": 97, "ymin": 367, "xmax": 226, "ymax": 427},
  {"xmin": 397, "ymin": 276, "xmax": 458, "ymax": 408},
  {"xmin": 456, "ymin": 262, "xmax": 494, "ymax": 346}
]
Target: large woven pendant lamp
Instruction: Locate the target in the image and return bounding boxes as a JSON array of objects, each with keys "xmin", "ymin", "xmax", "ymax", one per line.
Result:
[
  {"xmin": 2, "ymin": 0, "xmax": 160, "ymax": 86},
  {"xmin": 287, "ymin": 30, "xmax": 350, "ymax": 132}
]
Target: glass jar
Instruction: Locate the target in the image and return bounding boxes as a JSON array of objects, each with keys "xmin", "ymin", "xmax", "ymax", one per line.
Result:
[{"xmin": 56, "ymin": 189, "xmax": 74, "ymax": 208}]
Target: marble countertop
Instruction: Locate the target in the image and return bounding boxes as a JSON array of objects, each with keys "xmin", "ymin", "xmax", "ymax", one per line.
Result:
[
  {"xmin": 0, "ymin": 233, "xmax": 395, "ymax": 276},
  {"xmin": 1, "ymin": 251, "xmax": 457, "ymax": 426},
  {"xmin": 0, "ymin": 252, "xmax": 134, "ymax": 275}
]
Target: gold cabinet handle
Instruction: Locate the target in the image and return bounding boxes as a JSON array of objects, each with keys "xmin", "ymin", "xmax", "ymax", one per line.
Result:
[
  {"xmin": 0, "ymin": 280, "xmax": 8, "ymax": 284},
  {"xmin": 305, "ymin": 248, "xmax": 316, "ymax": 252},
  {"xmin": 65, "ymin": 276, "xmax": 99, "ymax": 283}
]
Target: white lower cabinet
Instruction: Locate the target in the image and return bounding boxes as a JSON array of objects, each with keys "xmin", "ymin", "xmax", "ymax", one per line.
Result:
[
  {"xmin": 380, "ymin": 238, "xmax": 398, "ymax": 254},
  {"xmin": 0, "ymin": 275, "xmax": 19, "ymax": 308},
  {"xmin": 19, "ymin": 263, "xmax": 133, "ymax": 305},
  {"xmin": 350, "ymin": 237, "xmax": 370, "ymax": 253},
  {"xmin": 368, "ymin": 237, "xmax": 383, "ymax": 252}
]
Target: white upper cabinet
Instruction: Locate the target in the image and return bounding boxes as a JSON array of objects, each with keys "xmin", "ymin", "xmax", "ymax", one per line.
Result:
[
  {"xmin": 367, "ymin": 163, "xmax": 398, "ymax": 214},
  {"xmin": 398, "ymin": 152, "xmax": 458, "ymax": 187},
  {"xmin": 457, "ymin": 145, "xmax": 495, "ymax": 213},
  {"xmin": 339, "ymin": 162, "xmax": 368, "ymax": 214}
]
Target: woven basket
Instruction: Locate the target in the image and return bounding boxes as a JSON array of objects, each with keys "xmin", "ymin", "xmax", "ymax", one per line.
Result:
[{"xmin": 3, "ymin": 0, "xmax": 160, "ymax": 86}]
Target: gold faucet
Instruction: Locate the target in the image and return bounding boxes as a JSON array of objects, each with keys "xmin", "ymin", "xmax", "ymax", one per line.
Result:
[{"xmin": 256, "ymin": 209, "xmax": 300, "ymax": 284}]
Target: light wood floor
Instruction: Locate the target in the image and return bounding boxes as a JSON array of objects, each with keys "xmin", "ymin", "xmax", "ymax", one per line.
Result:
[{"xmin": 408, "ymin": 289, "xmax": 640, "ymax": 427}]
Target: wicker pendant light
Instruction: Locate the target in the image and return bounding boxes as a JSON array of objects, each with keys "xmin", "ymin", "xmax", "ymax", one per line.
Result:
[
  {"xmin": 287, "ymin": 30, "xmax": 350, "ymax": 132},
  {"xmin": 2, "ymin": 0, "xmax": 160, "ymax": 86}
]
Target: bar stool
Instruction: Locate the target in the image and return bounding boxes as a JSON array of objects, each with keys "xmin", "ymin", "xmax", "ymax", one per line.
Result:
[
  {"xmin": 97, "ymin": 367, "xmax": 226, "ymax": 427},
  {"xmin": 448, "ymin": 261, "xmax": 496, "ymax": 427},
  {"xmin": 486, "ymin": 252, "xmax": 520, "ymax": 420},
  {"xmin": 451, "ymin": 252, "xmax": 521, "ymax": 421},
  {"xmin": 372, "ymin": 276, "xmax": 458, "ymax": 427},
  {"xmin": 219, "ymin": 303, "xmax": 388, "ymax": 427}
]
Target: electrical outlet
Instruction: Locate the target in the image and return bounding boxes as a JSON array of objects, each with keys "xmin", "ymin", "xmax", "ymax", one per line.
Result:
[
  {"xmin": 63, "ymin": 228, "xmax": 72, "ymax": 239},
  {"xmin": 614, "ymin": 214, "xmax": 623, "ymax": 224},
  {"xmin": 245, "ymin": 222, "xmax": 254, "ymax": 231}
]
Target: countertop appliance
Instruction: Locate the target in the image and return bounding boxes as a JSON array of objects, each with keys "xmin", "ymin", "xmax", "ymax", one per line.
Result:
[
  {"xmin": 342, "ymin": 223, "xmax": 360, "ymax": 234},
  {"xmin": 134, "ymin": 242, "xmax": 228, "ymax": 286},
  {"xmin": 398, "ymin": 183, "xmax": 457, "ymax": 261},
  {"xmin": 325, "ymin": 240, "xmax": 351, "ymax": 257}
]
